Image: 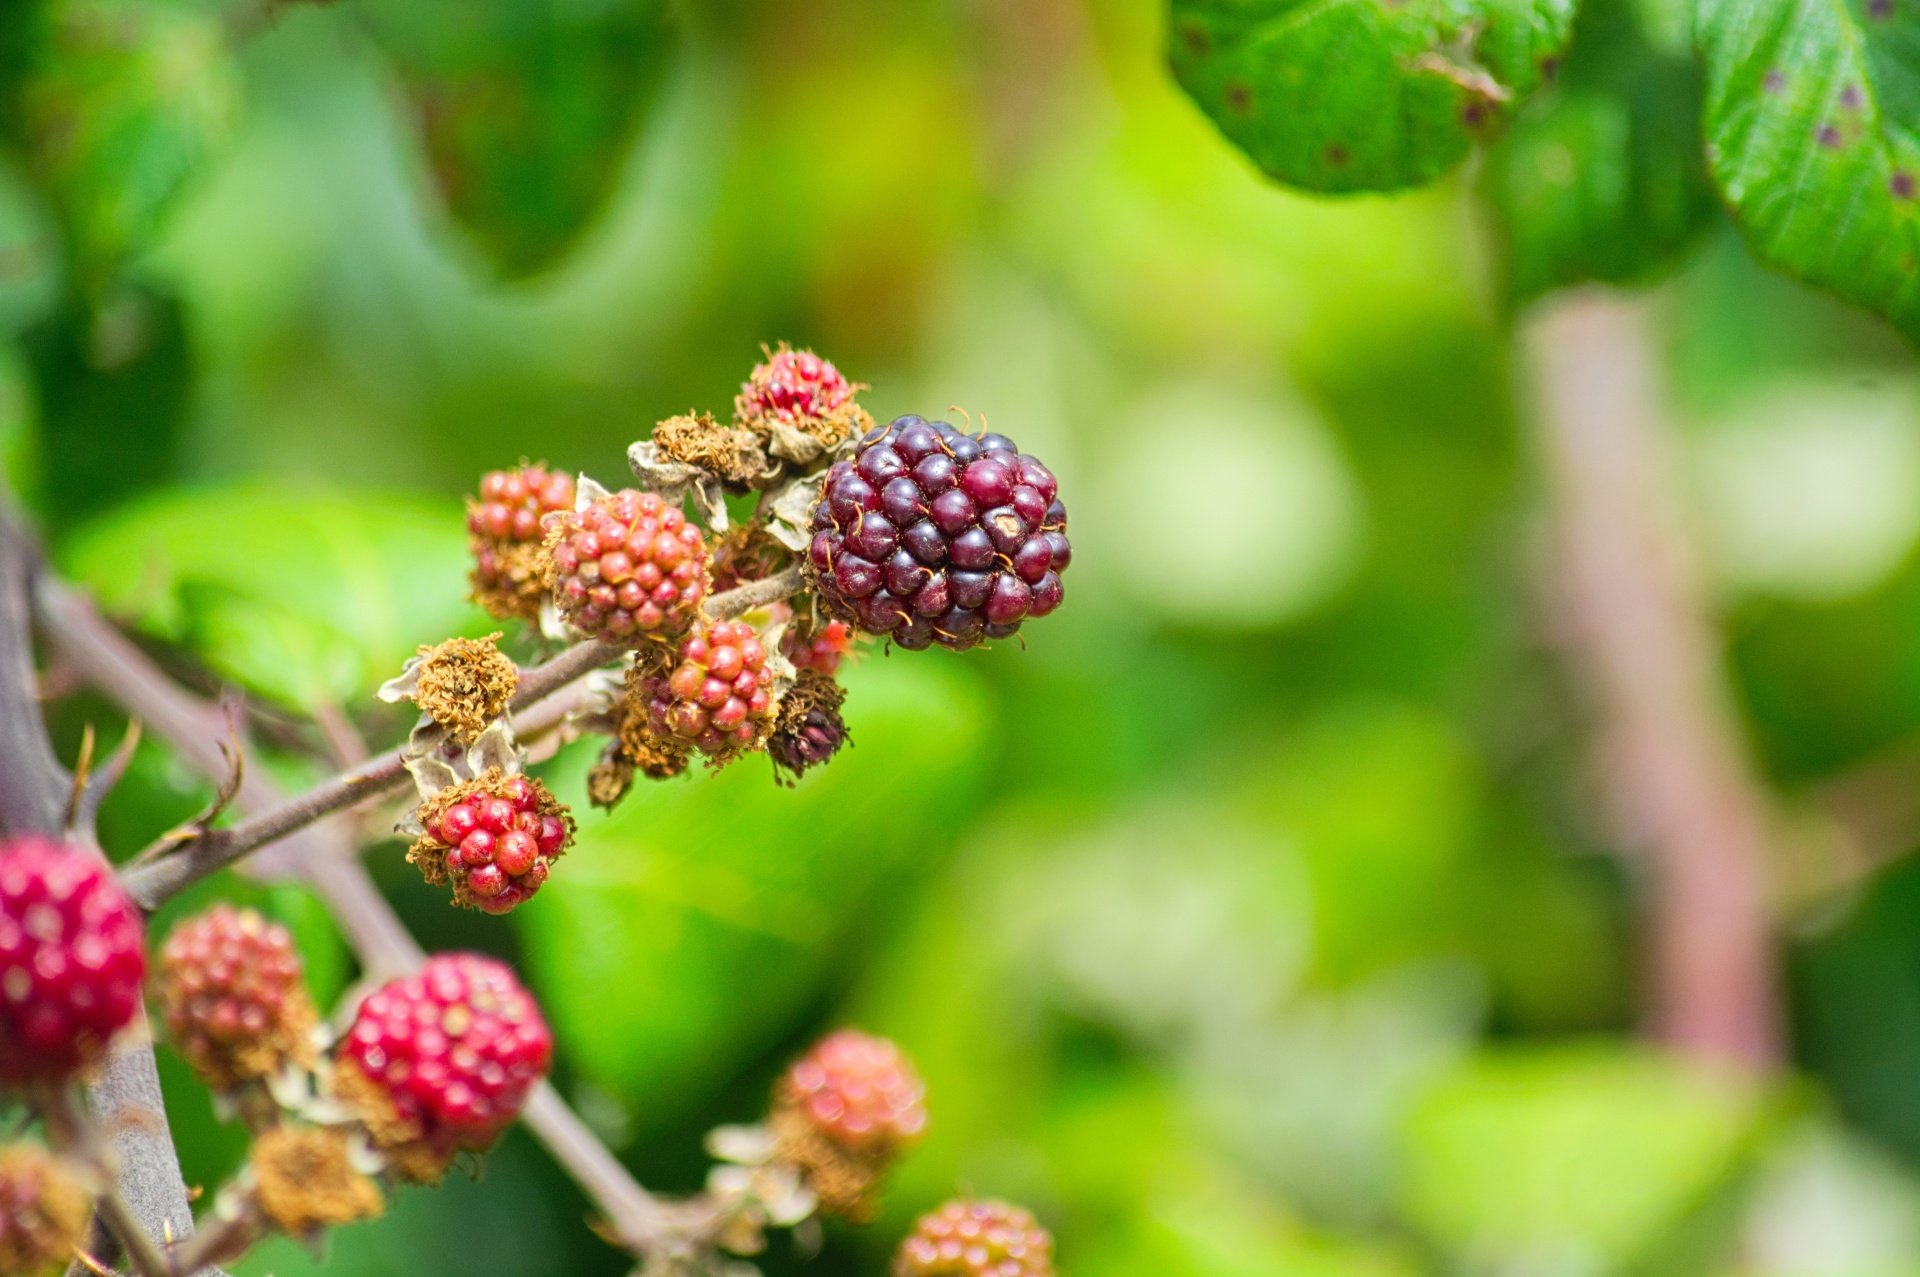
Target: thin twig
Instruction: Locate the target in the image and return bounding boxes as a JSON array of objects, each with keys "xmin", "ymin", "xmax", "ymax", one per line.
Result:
[
  {"xmin": 705, "ymin": 565, "xmax": 805, "ymax": 620},
  {"xmin": 73, "ymin": 721, "xmax": 142, "ymax": 845},
  {"xmin": 1528, "ymin": 292, "xmax": 1780, "ymax": 1070}
]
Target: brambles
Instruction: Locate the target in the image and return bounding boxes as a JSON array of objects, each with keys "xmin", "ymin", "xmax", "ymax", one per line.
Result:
[
  {"xmin": 469, "ymin": 464, "xmax": 576, "ymax": 623},
  {"xmin": 0, "ymin": 1143, "xmax": 89, "ymax": 1277},
  {"xmin": 156, "ymin": 905, "xmax": 316, "ymax": 1091},
  {"xmin": 410, "ymin": 770, "xmax": 573, "ymax": 913},
  {"xmin": 893, "ymin": 1201, "xmax": 1053, "ymax": 1277},
  {"xmin": 807, "ymin": 416, "xmax": 1068, "ymax": 651},
  {"xmin": 768, "ymin": 671, "xmax": 848, "ymax": 782},
  {"xmin": 0, "ymin": 837, "xmax": 145, "ymax": 1084},
  {"xmin": 543, "ymin": 487, "xmax": 709, "ymax": 644},
  {"xmin": 333, "ymin": 953, "xmax": 552, "ymax": 1181},
  {"xmin": 770, "ymin": 1028, "xmax": 925, "ymax": 1219},
  {"xmin": 735, "ymin": 344, "xmax": 872, "ymax": 454},
  {"xmin": 640, "ymin": 619, "xmax": 777, "ymax": 759}
]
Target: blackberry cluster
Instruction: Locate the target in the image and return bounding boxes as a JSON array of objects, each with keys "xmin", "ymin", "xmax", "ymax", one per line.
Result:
[
  {"xmin": 411, "ymin": 772, "xmax": 572, "ymax": 914},
  {"xmin": 468, "ymin": 464, "xmax": 576, "ymax": 623},
  {"xmin": 808, "ymin": 417, "xmax": 1068, "ymax": 651},
  {"xmin": 334, "ymin": 953, "xmax": 552, "ymax": 1181},
  {"xmin": 893, "ymin": 1201, "xmax": 1054, "ymax": 1277},
  {"xmin": 544, "ymin": 489, "xmax": 709, "ymax": 644},
  {"xmin": 157, "ymin": 904, "xmax": 316, "ymax": 1090},
  {"xmin": 736, "ymin": 345, "xmax": 870, "ymax": 448},
  {"xmin": 769, "ymin": 1028, "xmax": 925, "ymax": 1218},
  {"xmin": 0, "ymin": 837, "xmax": 145, "ymax": 1084},
  {"xmin": 0, "ymin": 1143, "xmax": 88, "ymax": 1277},
  {"xmin": 639, "ymin": 620, "xmax": 775, "ymax": 757}
]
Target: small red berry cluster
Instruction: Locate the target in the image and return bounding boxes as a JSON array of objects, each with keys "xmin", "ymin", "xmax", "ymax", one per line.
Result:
[
  {"xmin": 412, "ymin": 772, "xmax": 573, "ymax": 914},
  {"xmin": 545, "ymin": 488, "xmax": 709, "ymax": 643},
  {"xmin": 157, "ymin": 903, "xmax": 315, "ymax": 1090},
  {"xmin": 641, "ymin": 620, "xmax": 776, "ymax": 758},
  {"xmin": 735, "ymin": 343, "xmax": 871, "ymax": 444},
  {"xmin": 469, "ymin": 464, "xmax": 576, "ymax": 622},
  {"xmin": 893, "ymin": 1200, "xmax": 1054, "ymax": 1277}
]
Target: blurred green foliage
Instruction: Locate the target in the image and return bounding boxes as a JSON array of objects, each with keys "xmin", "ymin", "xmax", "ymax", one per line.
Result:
[{"xmin": 9, "ymin": 1, "xmax": 1920, "ymax": 1275}]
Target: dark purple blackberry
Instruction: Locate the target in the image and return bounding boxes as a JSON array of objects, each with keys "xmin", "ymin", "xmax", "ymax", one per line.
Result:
[{"xmin": 807, "ymin": 416, "xmax": 1067, "ymax": 651}]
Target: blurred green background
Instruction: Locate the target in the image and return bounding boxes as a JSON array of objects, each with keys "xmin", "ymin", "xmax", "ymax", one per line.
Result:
[{"xmin": 10, "ymin": 0, "xmax": 1920, "ymax": 1274}]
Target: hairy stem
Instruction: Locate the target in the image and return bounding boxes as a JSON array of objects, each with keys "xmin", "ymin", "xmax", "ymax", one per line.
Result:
[{"xmin": 1527, "ymin": 292, "xmax": 1780, "ymax": 1070}]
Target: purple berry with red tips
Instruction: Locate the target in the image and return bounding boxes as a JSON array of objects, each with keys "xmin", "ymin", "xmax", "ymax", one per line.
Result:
[
  {"xmin": 0, "ymin": 837, "xmax": 145, "ymax": 1084},
  {"xmin": 640, "ymin": 620, "xmax": 776, "ymax": 759},
  {"xmin": 542, "ymin": 488, "xmax": 710, "ymax": 644},
  {"xmin": 893, "ymin": 1200, "xmax": 1054, "ymax": 1277},
  {"xmin": 332, "ymin": 953, "xmax": 551, "ymax": 1182},
  {"xmin": 735, "ymin": 343, "xmax": 872, "ymax": 449},
  {"xmin": 808, "ymin": 416, "xmax": 1067, "ymax": 651}
]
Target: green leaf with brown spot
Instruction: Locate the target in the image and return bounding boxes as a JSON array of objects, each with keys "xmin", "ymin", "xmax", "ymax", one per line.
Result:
[
  {"xmin": 1168, "ymin": 0, "xmax": 1580, "ymax": 193},
  {"xmin": 1697, "ymin": 0, "xmax": 1920, "ymax": 338}
]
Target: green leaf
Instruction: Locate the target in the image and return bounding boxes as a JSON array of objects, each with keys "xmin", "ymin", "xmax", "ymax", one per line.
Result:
[
  {"xmin": 0, "ymin": 155, "xmax": 62, "ymax": 338},
  {"xmin": 1401, "ymin": 1046, "xmax": 1779, "ymax": 1270},
  {"xmin": 1167, "ymin": 0, "xmax": 1579, "ymax": 193},
  {"xmin": 1485, "ymin": 0, "xmax": 1717, "ymax": 299},
  {"xmin": 360, "ymin": 0, "xmax": 676, "ymax": 277},
  {"xmin": 1696, "ymin": 0, "xmax": 1920, "ymax": 340},
  {"xmin": 20, "ymin": 0, "xmax": 241, "ymax": 280},
  {"xmin": 58, "ymin": 483, "xmax": 488, "ymax": 710},
  {"xmin": 515, "ymin": 655, "xmax": 991, "ymax": 1129}
]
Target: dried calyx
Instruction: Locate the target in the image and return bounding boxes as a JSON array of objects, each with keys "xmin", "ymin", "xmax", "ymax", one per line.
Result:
[
  {"xmin": 249, "ymin": 1126, "xmax": 384, "ymax": 1237},
  {"xmin": 379, "ymin": 633, "xmax": 518, "ymax": 746},
  {"xmin": 0, "ymin": 1142, "xmax": 90, "ymax": 1277},
  {"xmin": 653, "ymin": 412, "xmax": 769, "ymax": 489},
  {"xmin": 769, "ymin": 670, "xmax": 848, "ymax": 782}
]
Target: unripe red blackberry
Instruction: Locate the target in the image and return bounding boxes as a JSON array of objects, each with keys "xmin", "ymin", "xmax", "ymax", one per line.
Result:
[
  {"xmin": 735, "ymin": 343, "xmax": 871, "ymax": 450},
  {"xmin": 639, "ymin": 620, "xmax": 775, "ymax": 758},
  {"xmin": 543, "ymin": 488, "xmax": 709, "ymax": 644},
  {"xmin": 893, "ymin": 1201, "xmax": 1054, "ymax": 1277},
  {"xmin": 410, "ymin": 770, "xmax": 573, "ymax": 914},
  {"xmin": 0, "ymin": 837, "xmax": 145, "ymax": 1084},
  {"xmin": 157, "ymin": 904, "xmax": 316, "ymax": 1091},
  {"xmin": 808, "ymin": 417, "xmax": 1068, "ymax": 651},
  {"xmin": 468, "ymin": 464, "xmax": 576, "ymax": 623},
  {"xmin": 782, "ymin": 619, "xmax": 854, "ymax": 676},
  {"xmin": 333, "ymin": 953, "xmax": 551, "ymax": 1181},
  {"xmin": 771, "ymin": 1028, "xmax": 924, "ymax": 1219},
  {"xmin": 768, "ymin": 670, "xmax": 849, "ymax": 782},
  {"xmin": 0, "ymin": 1143, "xmax": 89, "ymax": 1277}
]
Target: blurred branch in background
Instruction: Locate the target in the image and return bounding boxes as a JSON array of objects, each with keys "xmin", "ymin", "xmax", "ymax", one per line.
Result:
[{"xmin": 1529, "ymin": 292, "xmax": 1781, "ymax": 1071}]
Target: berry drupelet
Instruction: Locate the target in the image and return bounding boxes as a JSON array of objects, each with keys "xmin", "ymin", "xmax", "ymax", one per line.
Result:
[
  {"xmin": 771, "ymin": 1028, "xmax": 925, "ymax": 1218},
  {"xmin": 544, "ymin": 489, "xmax": 709, "ymax": 644},
  {"xmin": 893, "ymin": 1200, "xmax": 1054, "ymax": 1277},
  {"xmin": 156, "ymin": 904, "xmax": 316, "ymax": 1091},
  {"xmin": 735, "ymin": 344, "xmax": 870, "ymax": 449},
  {"xmin": 333, "ymin": 953, "xmax": 552, "ymax": 1181},
  {"xmin": 468, "ymin": 464, "xmax": 576, "ymax": 623},
  {"xmin": 410, "ymin": 771, "xmax": 572, "ymax": 914},
  {"xmin": 808, "ymin": 417, "xmax": 1068, "ymax": 651},
  {"xmin": 640, "ymin": 620, "xmax": 775, "ymax": 759},
  {"xmin": 0, "ymin": 837, "xmax": 145, "ymax": 1085}
]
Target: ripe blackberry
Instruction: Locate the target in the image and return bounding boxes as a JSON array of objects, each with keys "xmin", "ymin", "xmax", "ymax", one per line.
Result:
[
  {"xmin": 770, "ymin": 1028, "xmax": 925, "ymax": 1219},
  {"xmin": 639, "ymin": 620, "xmax": 775, "ymax": 759},
  {"xmin": 735, "ymin": 344, "xmax": 872, "ymax": 452},
  {"xmin": 333, "ymin": 953, "xmax": 551, "ymax": 1181},
  {"xmin": 0, "ymin": 1143, "xmax": 89, "ymax": 1277},
  {"xmin": 543, "ymin": 488, "xmax": 709, "ymax": 644},
  {"xmin": 0, "ymin": 837, "xmax": 145, "ymax": 1084},
  {"xmin": 468, "ymin": 464, "xmax": 575, "ymax": 623},
  {"xmin": 410, "ymin": 770, "xmax": 573, "ymax": 914},
  {"xmin": 768, "ymin": 670, "xmax": 849, "ymax": 782},
  {"xmin": 807, "ymin": 416, "xmax": 1068, "ymax": 651},
  {"xmin": 782, "ymin": 619, "xmax": 854, "ymax": 676},
  {"xmin": 893, "ymin": 1201, "xmax": 1054, "ymax": 1277},
  {"xmin": 157, "ymin": 904, "xmax": 316, "ymax": 1091}
]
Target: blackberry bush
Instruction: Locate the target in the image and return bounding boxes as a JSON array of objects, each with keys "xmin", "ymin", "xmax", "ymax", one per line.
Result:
[
  {"xmin": 0, "ymin": 837, "xmax": 146, "ymax": 1084},
  {"xmin": 807, "ymin": 416, "xmax": 1068, "ymax": 651},
  {"xmin": 544, "ymin": 487, "xmax": 710, "ymax": 644},
  {"xmin": 468, "ymin": 464, "xmax": 576, "ymax": 623},
  {"xmin": 333, "ymin": 953, "xmax": 552, "ymax": 1181}
]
